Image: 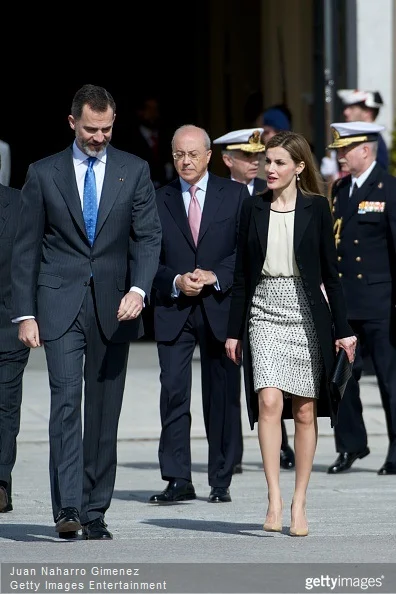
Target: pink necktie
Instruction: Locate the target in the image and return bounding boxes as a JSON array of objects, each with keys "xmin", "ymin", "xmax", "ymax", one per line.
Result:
[{"xmin": 188, "ymin": 185, "xmax": 201, "ymax": 246}]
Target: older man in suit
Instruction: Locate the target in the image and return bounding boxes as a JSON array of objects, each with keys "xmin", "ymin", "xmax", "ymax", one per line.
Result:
[
  {"xmin": 0, "ymin": 183, "xmax": 30, "ymax": 513},
  {"xmin": 213, "ymin": 128, "xmax": 295, "ymax": 473},
  {"xmin": 11, "ymin": 84, "xmax": 162, "ymax": 539},
  {"xmin": 149, "ymin": 125, "xmax": 250, "ymax": 504}
]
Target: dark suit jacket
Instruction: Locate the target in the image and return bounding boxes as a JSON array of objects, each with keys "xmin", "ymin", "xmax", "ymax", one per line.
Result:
[
  {"xmin": 0, "ymin": 184, "xmax": 26, "ymax": 351},
  {"xmin": 253, "ymin": 177, "xmax": 267, "ymax": 194},
  {"xmin": 332, "ymin": 163, "xmax": 396, "ymax": 320},
  {"xmin": 11, "ymin": 144, "xmax": 162, "ymax": 342},
  {"xmin": 227, "ymin": 189, "xmax": 352, "ymax": 429},
  {"xmin": 153, "ymin": 173, "xmax": 251, "ymax": 342}
]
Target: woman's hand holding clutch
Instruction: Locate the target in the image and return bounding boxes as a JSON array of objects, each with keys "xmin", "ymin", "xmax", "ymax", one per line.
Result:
[{"xmin": 335, "ymin": 336, "xmax": 357, "ymax": 363}]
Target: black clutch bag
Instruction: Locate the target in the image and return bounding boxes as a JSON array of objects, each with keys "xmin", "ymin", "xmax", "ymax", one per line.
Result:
[{"xmin": 329, "ymin": 348, "xmax": 353, "ymax": 418}]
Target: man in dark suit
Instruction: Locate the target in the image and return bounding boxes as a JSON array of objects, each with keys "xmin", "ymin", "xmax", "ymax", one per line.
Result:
[
  {"xmin": 326, "ymin": 121, "xmax": 396, "ymax": 475},
  {"xmin": 149, "ymin": 125, "xmax": 251, "ymax": 504},
  {"xmin": 213, "ymin": 128, "xmax": 295, "ymax": 473},
  {"xmin": 0, "ymin": 183, "xmax": 30, "ymax": 513},
  {"xmin": 11, "ymin": 84, "xmax": 162, "ymax": 538}
]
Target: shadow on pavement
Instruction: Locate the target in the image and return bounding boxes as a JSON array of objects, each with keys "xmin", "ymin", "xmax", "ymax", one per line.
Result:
[{"xmin": 141, "ymin": 518, "xmax": 272, "ymax": 538}]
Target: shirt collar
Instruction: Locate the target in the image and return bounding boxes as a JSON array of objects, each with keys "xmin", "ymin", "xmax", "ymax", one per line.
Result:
[
  {"xmin": 352, "ymin": 160, "xmax": 376, "ymax": 188},
  {"xmin": 72, "ymin": 141, "xmax": 107, "ymax": 165},
  {"xmin": 180, "ymin": 171, "xmax": 209, "ymax": 194}
]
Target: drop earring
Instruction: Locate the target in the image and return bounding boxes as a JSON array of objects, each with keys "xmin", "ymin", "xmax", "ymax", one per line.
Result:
[{"xmin": 296, "ymin": 172, "xmax": 300, "ymax": 182}]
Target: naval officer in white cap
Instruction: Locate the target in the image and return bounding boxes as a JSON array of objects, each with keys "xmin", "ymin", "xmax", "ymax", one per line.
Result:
[
  {"xmin": 327, "ymin": 121, "xmax": 396, "ymax": 476},
  {"xmin": 213, "ymin": 127, "xmax": 296, "ymax": 472},
  {"xmin": 321, "ymin": 90, "xmax": 389, "ymax": 181},
  {"xmin": 213, "ymin": 128, "xmax": 267, "ymax": 196}
]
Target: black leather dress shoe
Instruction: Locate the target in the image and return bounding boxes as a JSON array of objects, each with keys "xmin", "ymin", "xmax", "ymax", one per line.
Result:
[
  {"xmin": 0, "ymin": 502, "xmax": 13, "ymax": 513},
  {"xmin": 55, "ymin": 507, "xmax": 82, "ymax": 533},
  {"xmin": 280, "ymin": 445, "xmax": 295, "ymax": 469},
  {"xmin": 149, "ymin": 480, "xmax": 196, "ymax": 503},
  {"xmin": 327, "ymin": 447, "xmax": 370, "ymax": 474},
  {"xmin": 232, "ymin": 463, "xmax": 243, "ymax": 475},
  {"xmin": 82, "ymin": 518, "xmax": 113, "ymax": 540},
  {"xmin": 0, "ymin": 486, "xmax": 9, "ymax": 512},
  {"xmin": 208, "ymin": 487, "xmax": 231, "ymax": 503},
  {"xmin": 377, "ymin": 462, "xmax": 396, "ymax": 475},
  {"xmin": 59, "ymin": 531, "xmax": 78, "ymax": 539}
]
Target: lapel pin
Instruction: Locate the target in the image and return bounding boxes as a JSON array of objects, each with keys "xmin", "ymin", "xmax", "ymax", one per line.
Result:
[
  {"xmin": 119, "ymin": 178, "xmax": 124, "ymax": 182},
  {"xmin": 378, "ymin": 182, "xmax": 383, "ymax": 189}
]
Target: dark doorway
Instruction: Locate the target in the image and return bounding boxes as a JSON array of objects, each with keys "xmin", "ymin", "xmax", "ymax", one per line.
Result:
[{"xmin": 1, "ymin": 10, "xmax": 207, "ymax": 189}]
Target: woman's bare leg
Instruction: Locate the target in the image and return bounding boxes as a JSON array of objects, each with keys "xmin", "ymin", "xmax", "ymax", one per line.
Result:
[
  {"xmin": 290, "ymin": 396, "xmax": 317, "ymax": 536},
  {"xmin": 258, "ymin": 387, "xmax": 284, "ymax": 530}
]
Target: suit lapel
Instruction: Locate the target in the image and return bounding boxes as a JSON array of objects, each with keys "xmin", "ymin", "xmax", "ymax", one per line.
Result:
[
  {"xmin": 53, "ymin": 148, "xmax": 87, "ymax": 239},
  {"xmin": 95, "ymin": 149, "xmax": 124, "ymax": 238},
  {"xmin": 164, "ymin": 183, "xmax": 196, "ymax": 250},
  {"xmin": 335, "ymin": 181, "xmax": 350, "ymax": 220},
  {"xmin": 294, "ymin": 190, "xmax": 313, "ymax": 252},
  {"xmin": 198, "ymin": 177, "xmax": 224, "ymax": 244},
  {"xmin": 0, "ymin": 189, "xmax": 10, "ymax": 237},
  {"xmin": 253, "ymin": 193, "xmax": 271, "ymax": 258},
  {"xmin": 342, "ymin": 165, "xmax": 382, "ymax": 227}
]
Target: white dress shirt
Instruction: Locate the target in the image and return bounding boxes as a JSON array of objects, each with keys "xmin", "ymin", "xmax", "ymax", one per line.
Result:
[{"xmin": 349, "ymin": 161, "xmax": 377, "ymax": 196}]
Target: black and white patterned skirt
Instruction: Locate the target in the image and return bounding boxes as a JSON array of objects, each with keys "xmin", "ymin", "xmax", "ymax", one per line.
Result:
[{"xmin": 248, "ymin": 275, "xmax": 323, "ymax": 398}]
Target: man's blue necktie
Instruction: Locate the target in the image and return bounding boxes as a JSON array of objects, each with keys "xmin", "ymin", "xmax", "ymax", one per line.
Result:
[{"xmin": 83, "ymin": 157, "xmax": 98, "ymax": 245}]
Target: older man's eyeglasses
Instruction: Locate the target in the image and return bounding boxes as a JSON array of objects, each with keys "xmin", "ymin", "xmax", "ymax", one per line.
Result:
[{"xmin": 172, "ymin": 151, "xmax": 205, "ymax": 161}]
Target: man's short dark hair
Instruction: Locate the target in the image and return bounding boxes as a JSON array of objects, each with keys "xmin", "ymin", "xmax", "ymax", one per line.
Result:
[{"xmin": 71, "ymin": 84, "xmax": 116, "ymax": 120}]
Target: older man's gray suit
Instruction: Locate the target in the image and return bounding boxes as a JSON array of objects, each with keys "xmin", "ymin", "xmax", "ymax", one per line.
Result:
[{"xmin": 11, "ymin": 145, "xmax": 161, "ymax": 523}]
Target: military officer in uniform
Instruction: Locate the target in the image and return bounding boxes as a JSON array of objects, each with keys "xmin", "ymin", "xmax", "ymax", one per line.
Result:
[
  {"xmin": 326, "ymin": 121, "xmax": 396, "ymax": 475},
  {"xmin": 213, "ymin": 128, "xmax": 295, "ymax": 473},
  {"xmin": 321, "ymin": 90, "xmax": 389, "ymax": 182}
]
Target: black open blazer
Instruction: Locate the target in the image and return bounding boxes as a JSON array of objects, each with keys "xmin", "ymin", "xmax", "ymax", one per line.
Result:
[{"xmin": 227, "ymin": 188, "xmax": 352, "ymax": 429}]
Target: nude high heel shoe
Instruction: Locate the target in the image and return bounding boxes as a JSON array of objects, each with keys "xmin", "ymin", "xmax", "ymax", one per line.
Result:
[
  {"xmin": 290, "ymin": 502, "xmax": 309, "ymax": 537},
  {"xmin": 263, "ymin": 499, "xmax": 283, "ymax": 533}
]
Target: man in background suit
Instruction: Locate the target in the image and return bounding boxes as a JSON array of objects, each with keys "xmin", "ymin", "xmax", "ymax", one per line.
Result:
[
  {"xmin": 11, "ymin": 84, "xmax": 162, "ymax": 539},
  {"xmin": 213, "ymin": 128, "xmax": 295, "ymax": 473},
  {"xmin": 149, "ymin": 125, "xmax": 250, "ymax": 504},
  {"xmin": 0, "ymin": 182, "xmax": 30, "ymax": 513},
  {"xmin": 326, "ymin": 121, "xmax": 396, "ymax": 475},
  {"xmin": 128, "ymin": 94, "xmax": 174, "ymax": 190}
]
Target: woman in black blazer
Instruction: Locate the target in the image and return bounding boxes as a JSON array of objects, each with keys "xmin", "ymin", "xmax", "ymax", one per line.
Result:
[{"xmin": 225, "ymin": 131, "xmax": 356, "ymax": 536}]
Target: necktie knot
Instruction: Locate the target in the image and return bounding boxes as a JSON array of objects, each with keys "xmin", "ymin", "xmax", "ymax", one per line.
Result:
[
  {"xmin": 352, "ymin": 182, "xmax": 358, "ymax": 194},
  {"xmin": 188, "ymin": 185, "xmax": 201, "ymax": 246},
  {"xmin": 189, "ymin": 185, "xmax": 198, "ymax": 198}
]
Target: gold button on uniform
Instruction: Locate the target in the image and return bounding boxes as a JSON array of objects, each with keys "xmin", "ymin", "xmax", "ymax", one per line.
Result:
[
  {"xmin": 339, "ymin": 272, "xmax": 343, "ymax": 278},
  {"xmin": 337, "ymin": 256, "xmax": 342, "ymax": 261},
  {"xmin": 354, "ymin": 239, "xmax": 359, "ymax": 244},
  {"xmin": 356, "ymin": 256, "xmax": 361, "ymax": 262},
  {"xmin": 357, "ymin": 274, "xmax": 363, "ymax": 279}
]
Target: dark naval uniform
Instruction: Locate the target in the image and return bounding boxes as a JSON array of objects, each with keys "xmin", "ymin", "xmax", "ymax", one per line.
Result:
[{"xmin": 331, "ymin": 163, "xmax": 396, "ymax": 471}]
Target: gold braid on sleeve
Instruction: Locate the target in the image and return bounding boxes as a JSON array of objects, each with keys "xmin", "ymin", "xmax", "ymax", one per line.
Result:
[{"xmin": 333, "ymin": 217, "xmax": 342, "ymax": 248}]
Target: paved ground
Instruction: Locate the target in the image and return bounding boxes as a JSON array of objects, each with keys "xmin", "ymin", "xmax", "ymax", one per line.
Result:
[{"xmin": 0, "ymin": 342, "xmax": 395, "ymax": 591}]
